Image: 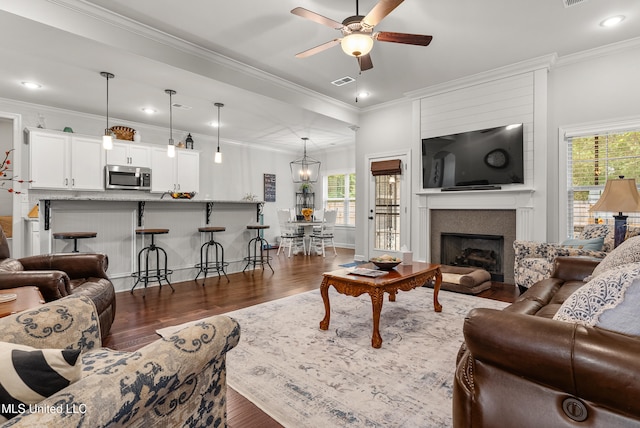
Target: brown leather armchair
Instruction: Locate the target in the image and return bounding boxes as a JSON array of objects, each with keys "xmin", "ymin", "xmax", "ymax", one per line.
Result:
[
  {"xmin": 0, "ymin": 226, "xmax": 116, "ymax": 339},
  {"xmin": 453, "ymin": 257, "xmax": 640, "ymax": 427}
]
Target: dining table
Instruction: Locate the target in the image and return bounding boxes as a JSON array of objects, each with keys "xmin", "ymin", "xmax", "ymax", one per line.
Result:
[{"xmin": 288, "ymin": 220, "xmax": 323, "ymax": 255}]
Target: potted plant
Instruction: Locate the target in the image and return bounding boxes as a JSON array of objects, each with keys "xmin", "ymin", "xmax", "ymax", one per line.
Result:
[{"xmin": 300, "ymin": 182, "xmax": 312, "ymax": 194}]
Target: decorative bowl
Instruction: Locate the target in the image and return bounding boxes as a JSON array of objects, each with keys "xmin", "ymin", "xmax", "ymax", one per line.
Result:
[
  {"xmin": 170, "ymin": 192, "xmax": 196, "ymax": 199},
  {"xmin": 110, "ymin": 125, "xmax": 135, "ymax": 141},
  {"xmin": 370, "ymin": 260, "xmax": 401, "ymax": 271}
]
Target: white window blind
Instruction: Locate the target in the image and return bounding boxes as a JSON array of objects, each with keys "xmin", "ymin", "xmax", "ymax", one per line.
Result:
[
  {"xmin": 567, "ymin": 129, "xmax": 640, "ymax": 237},
  {"xmin": 326, "ymin": 173, "xmax": 355, "ymax": 226}
]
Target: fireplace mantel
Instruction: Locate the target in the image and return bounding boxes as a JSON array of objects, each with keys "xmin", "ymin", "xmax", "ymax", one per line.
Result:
[{"xmin": 416, "ymin": 188, "xmax": 539, "ymax": 266}]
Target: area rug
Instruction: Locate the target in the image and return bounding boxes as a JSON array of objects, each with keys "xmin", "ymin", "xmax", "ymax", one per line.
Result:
[
  {"xmin": 338, "ymin": 261, "xmax": 368, "ymax": 268},
  {"xmin": 222, "ymin": 287, "xmax": 509, "ymax": 427}
]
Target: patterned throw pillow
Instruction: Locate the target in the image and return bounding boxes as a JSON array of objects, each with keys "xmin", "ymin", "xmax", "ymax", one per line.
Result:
[
  {"xmin": 590, "ymin": 235, "xmax": 640, "ymax": 279},
  {"xmin": 0, "ymin": 342, "xmax": 81, "ymax": 422},
  {"xmin": 579, "ymin": 224, "xmax": 613, "ymax": 252},
  {"xmin": 553, "ymin": 262, "xmax": 640, "ymax": 336}
]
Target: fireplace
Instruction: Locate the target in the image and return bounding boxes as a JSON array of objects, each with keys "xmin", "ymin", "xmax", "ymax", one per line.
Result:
[
  {"xmin": 429, "ymin": 209, "xmax": 516, "ymax": 284},
  {"xmin": 441, "ymin": 233, "xmax": 504, "ymax": 281}
]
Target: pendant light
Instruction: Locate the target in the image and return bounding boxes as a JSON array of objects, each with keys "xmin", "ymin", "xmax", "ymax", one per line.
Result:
[
  {"xmin": 165, "ymin": 89, "xmax": 176, "ymax": 158},
  {"xmin": 100, "ymin": 71, "xmax": 115, "ymax": 150},
  {"xmin": 290, "ymin": 137, "xmax": 321, "ymax": 183},
  {"xmin": 214, "ymin": 102, "xmax": 224, "ymax": 164}
]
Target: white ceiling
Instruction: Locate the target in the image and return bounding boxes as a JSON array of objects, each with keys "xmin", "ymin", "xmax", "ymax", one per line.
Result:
[{"xmin": 0, "ymin": 0, "xmax": 639, "ymax": 152}]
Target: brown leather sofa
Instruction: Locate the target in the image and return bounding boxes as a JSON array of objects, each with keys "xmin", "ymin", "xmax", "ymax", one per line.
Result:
[
  {"xmin": 453, "ymin": 256, "xmax": 640, "ymax": 427},
  {"xmin": 0, "ymin": 226, "xmax": 116, "ymax": 339}
]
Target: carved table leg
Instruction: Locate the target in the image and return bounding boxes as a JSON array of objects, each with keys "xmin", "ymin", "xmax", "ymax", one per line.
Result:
[
  {"xmin": 433, "ymin": 268, "xmax": 443, "ymax": 312},
  {"xmin": 388, "ymin": 290, "xmax": 396, "ymax": 302},
  {"xmin": 370, "ymin": 288, "xmax": 384, "ymax": 348},
  {"xmin": 319, "ymin": 278, "xmax": 331, "ymax": 330}
]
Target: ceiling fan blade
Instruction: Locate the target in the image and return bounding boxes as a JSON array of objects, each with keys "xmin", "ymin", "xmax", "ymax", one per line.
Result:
[
  {"xmin": 362, "ymin": 0, "xmax": 404, "ymax": 28},
  {"xmin": 291, "ymin": 7, "xmax": 344, "ymax": 30},
  {"xmin": 295, "ymin": 39, "xmax": 341, "ymax": 58},
  {"xmin": 375, "ymin": 31, "xmax": 433, "ymax": 46},
  {"xmin": 358, "ymin": 54, "xmax": 373, "ymax": 71}
]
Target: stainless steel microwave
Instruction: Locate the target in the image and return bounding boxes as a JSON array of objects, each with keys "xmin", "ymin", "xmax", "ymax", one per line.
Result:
[{"xmin": 105, "ymin": 165, "xmax": 151, "ymax": 190}]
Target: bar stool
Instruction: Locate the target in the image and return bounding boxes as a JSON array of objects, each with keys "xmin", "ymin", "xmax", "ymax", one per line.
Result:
[
  {"xmin": 195, "ymin": 226, "xmax": 229, "ymax": 282},
  {"xmin": 52, "ymin": 231, "xmax": 97, "ymax": 253},
  {"xmin": 131, "ymin": 228, "xmax": 174, "ymax": 296},
  {"xmin": 243, "ymin": 224, "xmax": 274, "ymax": 273}
]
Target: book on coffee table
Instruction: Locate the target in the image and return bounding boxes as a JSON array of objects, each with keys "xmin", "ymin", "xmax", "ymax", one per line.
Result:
[{"xmin": 348, "ymin": 268, "xmax": 389, "ymax": 278}]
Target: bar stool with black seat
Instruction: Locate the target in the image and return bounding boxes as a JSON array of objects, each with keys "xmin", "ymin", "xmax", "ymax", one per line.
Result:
[
  {"xmin": 243, "ymin": 224, "xmax": 274, "ymax": 273},
  {"xmin": 131, "ymin": 228, "xmax": 174, "ymax": 296},
  {"xmin": 195, "ymin": 226, "xmax": 229, "ymax": 282},
  {"xmin": 52, "ymin": 231, "xmax": 97, "ymax": 253}
]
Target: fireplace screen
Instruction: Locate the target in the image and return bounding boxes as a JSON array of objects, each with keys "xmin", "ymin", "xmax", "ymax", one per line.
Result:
[{"xmin": 374, "ymin": 175, "xmax": 400, "ymax": 251}]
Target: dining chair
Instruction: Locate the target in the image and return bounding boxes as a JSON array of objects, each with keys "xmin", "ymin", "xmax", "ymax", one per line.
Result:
[
  {"xmin": 276, "ymin": 209, "xmax": 306, "ymax": 257},
  {"xmin": 310, "ymin": 210, "xmax": 337, "ymax": 257},
  {"xmin": 312, "ymin": 208, "xmax": 324, "ymax": 234}
]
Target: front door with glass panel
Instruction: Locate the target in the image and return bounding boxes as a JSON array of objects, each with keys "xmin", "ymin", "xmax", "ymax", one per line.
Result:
[{"xmin": 368, "ymin": 155, "xmax": 409, "ymax": 259}]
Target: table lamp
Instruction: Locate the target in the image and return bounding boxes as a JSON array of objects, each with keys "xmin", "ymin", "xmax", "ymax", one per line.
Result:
[{"xmin": 589, "ymin": 177, "xmax": 640, "ymax": 248}]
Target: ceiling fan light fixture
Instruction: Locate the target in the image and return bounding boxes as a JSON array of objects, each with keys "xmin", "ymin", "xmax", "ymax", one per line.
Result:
[{"xmin": 341, "ymin": 32, "xmax": 374, "ymax": 57}]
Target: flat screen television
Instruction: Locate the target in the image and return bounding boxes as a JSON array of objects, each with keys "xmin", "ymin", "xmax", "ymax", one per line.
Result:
[{"xmin": 422, "ymin": 124, "xmax": 524, "ymax": 190}]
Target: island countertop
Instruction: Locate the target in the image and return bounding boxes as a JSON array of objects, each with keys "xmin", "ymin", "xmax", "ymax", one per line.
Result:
[{"xmin": 35, "ymin": 195, "xmax": 264, "ymax": 204}]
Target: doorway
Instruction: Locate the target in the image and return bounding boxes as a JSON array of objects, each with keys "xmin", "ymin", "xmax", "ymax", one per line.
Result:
[{"xmin": 367, "ymin": 153, "xmax": 410, "ymax": 259}]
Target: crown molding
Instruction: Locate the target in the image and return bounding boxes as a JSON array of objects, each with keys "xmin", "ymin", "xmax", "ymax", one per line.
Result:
[
  {"xmin": 404, "ymin": 54, "xmax": 557, "ymax": 100},
  {"xmin": 555, "ymin": 36, "xmax": 640, "ymax": 68}
]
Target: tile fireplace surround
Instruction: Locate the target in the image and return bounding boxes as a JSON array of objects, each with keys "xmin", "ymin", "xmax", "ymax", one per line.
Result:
[{"xmin": 418, "ymin": 189, "xmax": 536, "ymax": 285}]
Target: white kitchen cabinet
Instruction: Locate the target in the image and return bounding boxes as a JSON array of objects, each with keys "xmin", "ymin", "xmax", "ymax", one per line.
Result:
[
  {"xmin": 150, "ymin": 147, "xmax": 199, "ymax": 193},
  {"xmin": 27, "ymin": 128, "xmax": 105, "ymax": 191},
  {"xmin": 107, "ymin": 141, "xmax": 151, "ymax": 167}
]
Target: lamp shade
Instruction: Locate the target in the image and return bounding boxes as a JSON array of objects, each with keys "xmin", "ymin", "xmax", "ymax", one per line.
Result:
[
  {"xmin": 341, "ymin": 32, "xmax": 374, "ymax": 57},
  {"xmin": 590, "ymin": 178, "xmax": 640, "ymax": 214}
]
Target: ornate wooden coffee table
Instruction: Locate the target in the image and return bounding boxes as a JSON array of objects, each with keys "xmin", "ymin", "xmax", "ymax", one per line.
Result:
[
  {"xmin": 0, "ymin": 286, "xmax": 45, "ymax": 318},
  {"xmin": 319, "ymin": 262, "xmax": 442, "ymax": 348}
]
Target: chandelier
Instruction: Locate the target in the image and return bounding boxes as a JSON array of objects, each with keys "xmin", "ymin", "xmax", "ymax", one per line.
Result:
[{"xmin": 290, "ymin": 137, "xmax": 321, "ymax": 183}]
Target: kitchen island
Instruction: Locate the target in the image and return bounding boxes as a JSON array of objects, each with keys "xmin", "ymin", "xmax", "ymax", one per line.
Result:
[{"xmin": 30, "ymin": 196, "xmax": 265, "ymax": 293}]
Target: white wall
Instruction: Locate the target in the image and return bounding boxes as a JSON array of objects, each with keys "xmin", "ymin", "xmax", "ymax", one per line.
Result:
[
  {"xmin": 547, "ymin": 41, "xmax": 640, "ymax": 240},
  {"xmin": 0, "ymin": 118, "xmax": 12, "ymax": 215},
  {"xmin": 355, "ymin": 101, "xmax": 414, "ymax": 259}
]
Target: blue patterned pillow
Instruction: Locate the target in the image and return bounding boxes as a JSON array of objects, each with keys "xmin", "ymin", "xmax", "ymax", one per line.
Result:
[
  {"xmin": 554, "ymin": 262, "xmax": 640, "ymax": 336},
  {"xmin": 0, "ymin": 342, "xmax": 81, "ymax": 422},
  {"xmin": 561, "ymin": 237, "xmax": 604, "ymax": 251}
]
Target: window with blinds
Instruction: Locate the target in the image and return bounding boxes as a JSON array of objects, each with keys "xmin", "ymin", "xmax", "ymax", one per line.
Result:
[
  {"xmin": 326, "ymin": 173, "xmax": 355, "ymax": 226},
  {"xmin": 567, "ymin": 129, "xmax": 640, "ymax": 237}
]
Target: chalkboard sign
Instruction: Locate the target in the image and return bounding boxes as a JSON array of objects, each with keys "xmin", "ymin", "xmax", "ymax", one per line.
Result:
[{"xmin": 264, "ymin": 173, "xmax": 276, "ymax": 202}]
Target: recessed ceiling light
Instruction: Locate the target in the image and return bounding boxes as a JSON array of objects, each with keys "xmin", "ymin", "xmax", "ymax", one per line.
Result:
[
  {"xmin": 208, "ymin": 121, "xmax": 219, "ymax": 128},
  {"xmin": 600, "ymin": 15, "xmax": 625, "ymax": 27},
  {"xmin": 358, "ymin": 91, "xmax": 370, "ymax": 98},
  {"xmin": 141, "ymin": 107, "xmax": 156, "ymax": 114},
  {"xmin": 21, "ymin": 81, "xmax": 41, "ymax": 89}
]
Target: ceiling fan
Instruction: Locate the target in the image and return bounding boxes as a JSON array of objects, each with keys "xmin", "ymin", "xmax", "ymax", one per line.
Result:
[{"xmin": 291, "ymin": 0, "xmax": 432, "ymax": 71}]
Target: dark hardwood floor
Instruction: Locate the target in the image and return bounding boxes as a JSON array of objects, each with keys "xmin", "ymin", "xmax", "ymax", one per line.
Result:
[{"xmin": 103, "ymin": 248, "xmax": 519, "ymax": 428}]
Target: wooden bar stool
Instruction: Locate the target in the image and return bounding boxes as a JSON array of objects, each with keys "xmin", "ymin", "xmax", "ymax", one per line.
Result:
[
  {"xmin": 52, "ymin": 231, "xmax": 97, "ymax": 253},
  {"xmin": 131, "ymin": 228, "xmax": 174, "ymax": 296},
  {"xmin": 243, "ymin": 224, "xmax": 274, "ymax": 273},
  {"xmin": 195, "ymin": 226, "xmax": 229, "ymax": 282}
]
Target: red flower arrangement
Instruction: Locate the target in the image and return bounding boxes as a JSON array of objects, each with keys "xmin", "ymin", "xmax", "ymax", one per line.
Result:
[{"xmin": 1, "ymin": 149, "xmax": 30, "ymax": 194}]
